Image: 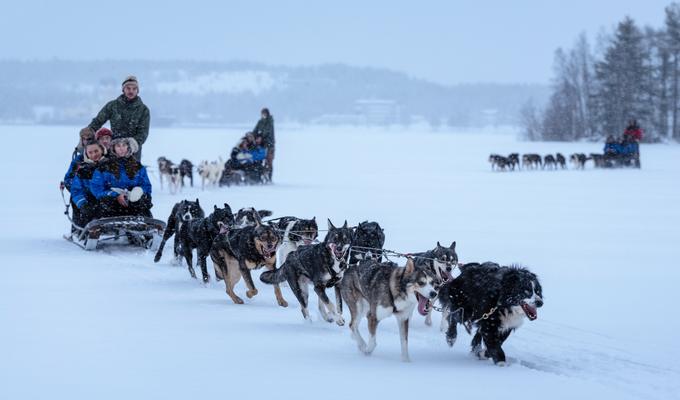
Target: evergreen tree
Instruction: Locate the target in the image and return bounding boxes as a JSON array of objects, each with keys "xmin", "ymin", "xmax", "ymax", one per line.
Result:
[{"xmin": 593, "ymin": 17, "xmax": 653, "ymax": 138}]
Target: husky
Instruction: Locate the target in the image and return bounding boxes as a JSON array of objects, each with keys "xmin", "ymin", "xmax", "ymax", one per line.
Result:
[
  {"xmin": 555, "ymin": 153, "xmax": 566, "ymax": 169},
  {"xmin": 179, "ymin": 159, "xmax": 194, "ymax": 188},
  {"xmin": 488, "ymin": 154, "xmax": 509, "ymax": 171},
  {"xmin": 507, "ymin": 153, "xmax": 520, "ymax": 170},
  {"xmin": 233, "ymin": 207, "xmax": 273, "ymax": 228},
  {"xmin": 272, "ymin": 217, "xmax": 319, "ymax": 269},
  {"xmin": 210, "ymin": 223, "xmax": 285, "ymax": 306},
  {"xmin": 438, "ymin": 262, "xmax": 543, "ymax": 365},
  {"xmin": 349, "ymin": 221, "xmax": 385, "ymax": 265},
  {"xmin": 154, "ymin": 199, "xmax": 205, "ymax": 263},
  {"xmin": 178, "ymin": 204, "xmax": 234, "ymax": 283},
  {"xmin": 589, "ymin": 153, "xmax": 605, "ymax": 168},
  {"xmin": 157, "ymin": 156, "xmax": 173, "ymax": 191},
  {"xmin": 570, "ymin": 153, "xmax": 588, "ymax": 169},
  {"xmin": 168, "ymin": 163, "xmax": 182, "ymax": 194},
  {"xmin": 412, "ymin": 241, "xmax": 458, "ymax": 326},
  {"xmin": 340, "ymin": 258, "xmax": 440, "ymax": 362},
  {"xmin": 260, "ymin": 219, "xmax": 353, "ymax": 323},
  {"xmin": 543, "ymin": 154, "xmax": 556, "ymax": 170},
  {"xmin": 198, "ymin": 159, "xmax": 225, "ymax": 190},
  {"xmin": 522, "ymin": 154, "xmax": 542, "ymax": 170}
]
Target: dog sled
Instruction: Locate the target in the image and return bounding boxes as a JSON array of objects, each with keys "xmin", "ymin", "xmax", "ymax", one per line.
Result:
[
  {"xmin": 65, "ymin": 216, "xmax": 165, "ymax": 251},
  {"xmin": 61, "ymin": 188, "xmax": 165, "ymax": 251},
  {"xmin": 219, "ymin": 161, "xmax": 269, "ymax": 187}
]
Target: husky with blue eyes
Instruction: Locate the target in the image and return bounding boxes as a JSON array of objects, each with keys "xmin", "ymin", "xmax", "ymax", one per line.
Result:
[{"xmin": 438, "ymin": 262, "xmax": 543, "ymax": 366}]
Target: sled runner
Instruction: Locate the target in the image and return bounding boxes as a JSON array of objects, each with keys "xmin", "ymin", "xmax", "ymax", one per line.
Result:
[{"xmin": 65, "ymin": 216, "xmax": 165, "ymax": 251}]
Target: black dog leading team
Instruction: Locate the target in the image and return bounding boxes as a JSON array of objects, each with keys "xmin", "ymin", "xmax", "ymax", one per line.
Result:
[{"xmin": 60, "ymin": 74, "xmax": 544, "ymax": 365}]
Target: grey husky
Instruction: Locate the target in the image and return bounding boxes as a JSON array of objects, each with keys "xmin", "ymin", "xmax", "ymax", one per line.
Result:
[
  {"xmin": 412, "ymin": 241, "xmax": 458, "ymax": 326},
  {"xmin": 339, "ymin": 258, "xmax": 440, "ymax": 362},
  {"xmin": 260, "ymin": 219, "xmax": 353, "ymax": 323}
]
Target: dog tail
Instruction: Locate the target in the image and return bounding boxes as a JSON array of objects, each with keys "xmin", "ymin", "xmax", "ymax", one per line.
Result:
[
  {"xmin": 258, "ymin": 209, "xmax": 273, "ymax": 218},
  {"xmin": 260, "ymin": 266, "xmax": 287, "ymax": 285}
]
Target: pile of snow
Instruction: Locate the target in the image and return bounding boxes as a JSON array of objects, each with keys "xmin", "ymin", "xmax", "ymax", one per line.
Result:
[{"xmin": 1, "ymin": 125, "xmax": 679, "ymax": 400}]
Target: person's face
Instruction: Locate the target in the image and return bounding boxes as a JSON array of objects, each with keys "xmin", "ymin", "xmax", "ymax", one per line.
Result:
[
  {"xmin": 86, "ymin": 144, "xmax": 103, "ymax": 162},
  {"xmin": 261, "ymin": 112, "xmax": 267, "ymax": 119},
  {"xmin": 98, "ymin": 135, "xmax": 112, "ymax": 149},
  {"xmin": 123, "ymin": 84, "xmax": 139, "ymax": 100},
  {"xmin": 114, "ymin": 142, "xmax": 129, "ymax": 157},
  {"xmin": 255, "ymin": 137, "xmax": 262, "ymax": 145},
  {"xmin": 81, "ymin": 136, "xmax": 93, "ymax": 147}
]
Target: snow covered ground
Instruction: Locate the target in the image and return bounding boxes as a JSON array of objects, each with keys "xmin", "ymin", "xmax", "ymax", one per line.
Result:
[{"xmin": 1, "ymin": 125, "xmax": 679, "ymax": 400}]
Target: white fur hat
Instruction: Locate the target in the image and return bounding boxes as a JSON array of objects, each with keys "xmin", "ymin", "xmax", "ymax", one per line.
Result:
[{"xmin": 110, "ymin": 137, "xmax": 139, "ymax": 157}]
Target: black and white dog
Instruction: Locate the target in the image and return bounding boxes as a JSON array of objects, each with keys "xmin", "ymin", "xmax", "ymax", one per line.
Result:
[
  {"xmin": 555, "ymin": 153, "xmax": 566, "ymax": 169},
  {"xmin": 179, "ymin": 159, "xmax": 194, "ymax": 188},
  {"xmin": 154, "ymin": 199, "xmax": 205, "ymax": 263},
  {"xmin": 210, "ymin": 223, "xmax": 285, "ymax": 306},
  {"xmin": 260, "ymin": 220, "xmax": 353, "ymax": 323},
  {"xmin": 178, "ymin": 204, "xmax": 234, "ymax": 283},
  {"xmin": 272, "ymin": 216, "xmax": 319, "ymax": 269},
  {"xmin": 349, "ymin": 221, "xmax": 385, "ymax": 264},
  {"xmin": 340, "ymin": 258, "xmax": 439, "ymax": 362},
  {"xmin": 438, "ymin": 262, "xmax": 543, "ymax": 365},
  {"xmin": 412, "ymin": 241, "xmax": 458, "ymax": 326},
  {"xmin": 570, "ymin": 153, "xmax": 588, "ymax": 169},
  {"xmin": 233, "ymin": 207, "xmax": 273, "ymax": 228}
]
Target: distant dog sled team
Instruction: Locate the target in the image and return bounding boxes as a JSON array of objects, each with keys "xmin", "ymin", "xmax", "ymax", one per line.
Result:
[
  {"xmin": 59, "ymin": 74, "xmax": 550, "ymax": 365},
  {"xmin": 490, "ymin": 119, "xmax": 643, "ymax": 171}
]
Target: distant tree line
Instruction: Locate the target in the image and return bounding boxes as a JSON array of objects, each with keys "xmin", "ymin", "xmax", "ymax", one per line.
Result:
[{"xmin": 522, "ymin": 3, "xmax": 680, "ymax": 142}]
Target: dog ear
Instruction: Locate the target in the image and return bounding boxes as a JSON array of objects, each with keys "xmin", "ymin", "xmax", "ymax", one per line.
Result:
[
  {"xmin": 450, "ymin": 241, "xmax": 456, "ymax": 250},
  {"xmin": 312, "ymin": 216, "xmax": 316, "ymax": 221},
  {"xmin": 327, "ymin": 219, "xmax": 336, "ymax": 230},
  {"xmin": 437, "ymin": 241, "xmax": 442, "ymax": 248},
  {"xmin": 214, "ymin": 205, "xmax": 218, "ymax": 211},
  {"xmin": 405, "ymin": 258, "xmax": 415, "ymax": 274},
  {"xmin": 342, "ymin": 220, "xmax": 348, "ymax": 228},
  {"xmin": 196, "ymin": 198, "xmax": 199, "ymax": 204}
]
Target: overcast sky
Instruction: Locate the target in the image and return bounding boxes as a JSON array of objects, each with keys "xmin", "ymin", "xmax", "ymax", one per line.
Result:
[{"xmin": 1, "ymin": 0, "xmax": 673, "ymax": 85}]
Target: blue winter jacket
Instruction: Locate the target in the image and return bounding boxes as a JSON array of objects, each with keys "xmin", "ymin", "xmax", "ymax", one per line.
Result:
[
  {"xmin": 604, "ymin": 143, "xmax": 622, "ymax": 155},
  {"xmin": 71, "ymin": 164, "xmax": 99, "ymax": 209},
  {"xmin": 63, "ymin": 153, "xmax": 84, "ymax": 191},
  {"xmin": 90, "ymin": 158, "xmax": 152, "ymax": 200},
  {"xmin": 250, "ymin": 147, "xmax": 267, "ymax": 162}
]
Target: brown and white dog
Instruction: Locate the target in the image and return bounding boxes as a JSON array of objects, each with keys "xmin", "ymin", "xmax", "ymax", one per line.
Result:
[{"xmin": 210, "ymin": 223, "xmax": 286, "ymax": 306}]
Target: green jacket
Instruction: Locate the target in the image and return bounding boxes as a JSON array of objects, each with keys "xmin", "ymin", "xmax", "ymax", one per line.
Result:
[
  {"xmin": 253, "ymin": 115, "xmax": 275, "ymax": 148},
  {"xmin": 88, "ymin": 95, "xmax": 150, "ymax": 146}
]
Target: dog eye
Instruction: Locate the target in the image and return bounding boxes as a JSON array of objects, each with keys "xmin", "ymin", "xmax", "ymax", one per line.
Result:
[{"xmin": 418, "ymin": 281, "xmax": 426, "ymax": 286}]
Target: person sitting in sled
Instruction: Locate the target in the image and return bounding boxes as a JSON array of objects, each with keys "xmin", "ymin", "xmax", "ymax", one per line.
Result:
[
  {"xmin": 70, "ymin": 141, "xmax": 107, "ymax": 228},
  {"xmin": 90, "ymin": 137, "xmax": 153, "ymax": 218},
  {"xmin": 62, "ymin": 127, "xmax": 96, "ymax": 192},
  {"xmin": 95, "ymin": 127, "xmax": 113, "ymax": 152}
]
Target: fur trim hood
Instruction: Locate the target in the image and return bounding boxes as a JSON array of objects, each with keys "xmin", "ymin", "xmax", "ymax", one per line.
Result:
[{"xmin": 110, "ymin": 137, "xmax": 139, "ymax": 158}]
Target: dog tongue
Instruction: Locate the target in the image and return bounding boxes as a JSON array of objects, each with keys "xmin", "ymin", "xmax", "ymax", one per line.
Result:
[
  {"xmin": 521, "ymin": 303, "xmax": 538, "ymax": 321},
  {"xmin": 416, "ymin": 293, "xmax": 430, "ymax": 316},
  {"xmin": 443, "ymin": 269, "xmax": 453, "ymax": 281}
]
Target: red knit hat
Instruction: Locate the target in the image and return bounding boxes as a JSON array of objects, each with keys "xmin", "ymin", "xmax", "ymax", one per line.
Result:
[{"xmin": 95, "ymin": 127, "xmax": 113, "ymax": 140}]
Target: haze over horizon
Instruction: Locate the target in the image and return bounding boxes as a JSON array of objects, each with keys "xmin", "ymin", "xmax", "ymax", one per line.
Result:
[{"xmin": 1, "ymin": 0, "xmax": 671, "ymax": 86}]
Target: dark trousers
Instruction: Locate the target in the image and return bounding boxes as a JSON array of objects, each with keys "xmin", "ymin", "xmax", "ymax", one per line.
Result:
[
  {"xmin": 265, "ymin": 146, "xmax": 275, "ymax": 181},
  {"xmin": 99, "ymin": 194, "xmax": 153, "ymax": 218}
]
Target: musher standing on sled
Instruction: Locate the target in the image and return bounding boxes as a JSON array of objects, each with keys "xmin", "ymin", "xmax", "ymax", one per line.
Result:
[
  {"xmin": 85, "ymin": 75, "xmax": 150, "ymax": 161},
  {"xmin": 252, "ymin": 107, "xmax": 275, "ymax": 182}
]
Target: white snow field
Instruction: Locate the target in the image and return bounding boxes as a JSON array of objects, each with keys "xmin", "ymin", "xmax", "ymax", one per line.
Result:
[{"xmin": 1, "ymin": 125, "xmax": 679, "ymax": 400}]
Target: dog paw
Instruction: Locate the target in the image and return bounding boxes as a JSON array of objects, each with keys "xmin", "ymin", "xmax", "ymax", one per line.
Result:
[
  {"xmin": 475, "ymin": 349, "xmax": 488, "ymax": 360},
  {"xmin": 231, "ymin": 296, "xmax": 244, "ymax": 305},
  {"xmin": 401, "ymin": 355, "xmax": 412, "ymax": 363},
  {"xmin": 277, "ymin": 299, "xmax": 289, "ymax": 308},
  {"xmin": 246, "ymin": 289, "xmax": 258, "ymax": 298},
  {"xmin": 446, "ymin": 335, "xmax": 456, "ymax": 347},
  {"xmin": 335, "ymin": 316, "xmax": 345, "ymax": 326},
  {"xmin": 495, "ymin": 361, "xmax": 506, "ymax": 367}
]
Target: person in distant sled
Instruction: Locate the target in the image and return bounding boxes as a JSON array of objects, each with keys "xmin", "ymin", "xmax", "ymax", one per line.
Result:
[
  {"xmin": 220, "ymin": 132, "xmax": 268, "ymax": 186},
  {"xmin": 90, "ymin": 137, "xmax": 153, "ymax": 218}
]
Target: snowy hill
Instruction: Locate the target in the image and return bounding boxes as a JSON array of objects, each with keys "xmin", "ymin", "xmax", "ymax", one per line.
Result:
[
  {"xmin": 1, "ymin": 125, "xmax": 679, "ymax": 400},
  {"xmin": 0, "ymin": 60, "xmax": 548, "ymax": 127}
]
